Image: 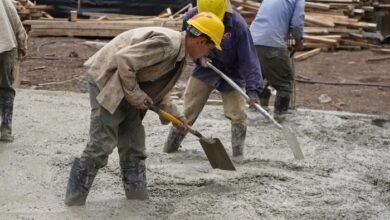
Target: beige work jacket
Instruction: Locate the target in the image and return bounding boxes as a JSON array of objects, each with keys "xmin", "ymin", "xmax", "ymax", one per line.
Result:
[
  {"xmin": 85, "ymin": 27, "xmax": 187, "ymax": 116},
  {"xmin": 0, "ymin": 0, "xmax": 28, "ymax": 53}
]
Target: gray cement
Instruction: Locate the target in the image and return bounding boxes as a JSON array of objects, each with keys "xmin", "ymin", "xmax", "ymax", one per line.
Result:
[{"xmin": 0, "ymin": 89, "xmax": 389, "ymax": 220}]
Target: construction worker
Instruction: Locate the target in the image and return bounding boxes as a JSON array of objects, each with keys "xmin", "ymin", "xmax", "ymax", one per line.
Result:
[
  {"xmin": 64, "ymin": 12, "xmax": 225, "ymax": 206},
  {"xmin": 163, "ymin": 0, "xmax": 263, "ymax": 158},
  {"xmin": 0, "ymin": 0, "xmax": 27, "ymax": 142},
  {"xmin": 250, "ymin": 0, "xmax": 305, "ymax": 122}
]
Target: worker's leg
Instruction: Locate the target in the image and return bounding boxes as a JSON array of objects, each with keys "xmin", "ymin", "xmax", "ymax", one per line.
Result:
[
  {"xmin": 117, "ymin": 103, "xmax": 148, "ymax": 200},
  {"xmin": 256, "ymin": 46, "xmax": 293, "ymax": 122},
  {"xmin": 65, "ymin": 82, "xmax": 125, "ymax": 206},
  {"xmin": 164, "ymin": 76, "xmax": 213, "ymax": 153},
  {"xmin": 0, "ymin": 50, "xmax": 16, "ymax": 142},
  {"xmin": 221, "ymin": 90, "xmax": 247, "ymax": 157}
]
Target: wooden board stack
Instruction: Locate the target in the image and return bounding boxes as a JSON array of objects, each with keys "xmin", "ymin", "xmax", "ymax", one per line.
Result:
[
  {"xmin": 232, "ymin": 0, "xmax": 390, "ymax": 51},
  {"xmin": 13, "ymin": 0, "xmax": 53, "ymax": 20},
  {"xmin": 22, "ymin": 3, "xmax": 192, "ymax": 37}
]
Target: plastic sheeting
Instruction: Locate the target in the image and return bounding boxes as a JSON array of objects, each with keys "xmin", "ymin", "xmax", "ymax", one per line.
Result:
[{"xmin": 36, "ymin": 0, "xmax": 196, "ymax": 18}]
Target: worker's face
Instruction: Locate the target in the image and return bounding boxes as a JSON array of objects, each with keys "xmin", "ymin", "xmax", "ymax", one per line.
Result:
[{"xmin": 187, "ymin": 37, "xmax": 215, "ymax": 59}]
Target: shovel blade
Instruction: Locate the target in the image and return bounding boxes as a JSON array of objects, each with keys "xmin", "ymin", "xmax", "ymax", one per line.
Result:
[
  {"xmin": 282, "ymin": 126, "xmax": 304, "ymax": 160},
  {"xmin": 199, "ymin": 138, "xmax": 236, "ymax": 171}
]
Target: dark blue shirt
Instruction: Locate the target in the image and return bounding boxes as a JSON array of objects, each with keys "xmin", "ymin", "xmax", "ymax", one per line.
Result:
[{"xmin": 183, "ymin": 8, "xmax": 263, "ymax": 99}]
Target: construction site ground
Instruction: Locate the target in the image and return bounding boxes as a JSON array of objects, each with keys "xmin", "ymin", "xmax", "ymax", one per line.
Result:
[{"xmin": 0, "ymin": 37, "xmax": 389, "ymax": 219}]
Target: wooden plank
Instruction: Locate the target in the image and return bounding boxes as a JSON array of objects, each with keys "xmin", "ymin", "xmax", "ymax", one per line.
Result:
[
  {"xmin": 305, "ymin": 15, "xmax": 335, "ymax": 27},
  {"xmin": 304, "ymin": 35, "xmax": 339, "ymax": 44},
  {"xmin": 306, "ymin": 2, "xmax": 331, "ymax": 10},
  {"xmin": 366, "ymin": 56, "xmax": 390, "ymax": 62},
  {"xmin": 304, "ymin": 42, "xmax": 332, "ymax": 49},
  {"xmin": 294, "ymin": 48, "xmax": 322, "ymax": 62},
  {"xmin": 370, "ymin": 48, "xmax": 390, "ymax": 54}
]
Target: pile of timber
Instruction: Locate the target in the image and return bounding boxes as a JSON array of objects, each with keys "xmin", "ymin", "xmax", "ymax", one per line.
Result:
[
  {"xmin": 22, "ymin": 3, "xmax": 192, "ymax": 37},
  {"xmin": 232, "ymin": 0, "xmax": 390, "ymax": 51},
  {"xmin": 13, "ymin": 0, "xmax": 53, "ymax": 20}
]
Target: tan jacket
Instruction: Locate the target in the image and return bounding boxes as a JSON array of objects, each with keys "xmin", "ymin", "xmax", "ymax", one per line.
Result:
[
  {"xmin": 84, "ymin": 27, "xmax": 186, "ymax": 116},
  {"xmin": 0, "ymin": 0, "xmax": 28, "ymax": 53}
]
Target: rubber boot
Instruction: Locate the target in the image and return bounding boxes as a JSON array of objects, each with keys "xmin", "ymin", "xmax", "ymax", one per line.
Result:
[
  {"xmin": 0, "ymin": 99, "xmax": 14, "ymax": 142},
  {"xmin": 120, "ymin": 159, "xmax": 149, "ymax": 200},
  {"xmin": 274, "ymin": 94, "xmax": 291, "ymax": 123},
  {"xmin": 163, "ymin": 127, "xmax": 187, "ymax": 153},
  {"xmin": 231, "ymin": 123, "xmax": 247, "ymax": 158},
  {"xmin": 64, "ymin": 158, "xmax": 98, "ymax": 206},
  {"xmin": 0, "ymin": 124, "xmax": 13, "ymax": 142},
  {"xmin": 259, "ymin": 86, "xmax": 271, "ymax": 110}
]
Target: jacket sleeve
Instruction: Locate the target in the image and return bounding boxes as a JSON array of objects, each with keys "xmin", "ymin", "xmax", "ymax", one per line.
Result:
[
  {"xmin": 5, "ymin": 0, "xmax": 27, "ymax": 50},
  {"xmin": 290, "ymin": 0, "xmax": 305, "ymax": 42},
  {"xmin": 113, "ymin": 36, "xmax": 172, "ymax": 106}
]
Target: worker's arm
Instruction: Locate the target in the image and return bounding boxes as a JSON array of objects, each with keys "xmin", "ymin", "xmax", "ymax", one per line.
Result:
[
  {"xmin": 4, "ymin": 0, "xmax": 27, "ymax": 56},
  {"xmin": 113, "ymin": 36, "xmax": 172, "ymax": 109},
  {"xmin": 290, "ymin": 0, "xmax": 305, "ymax": 50}
]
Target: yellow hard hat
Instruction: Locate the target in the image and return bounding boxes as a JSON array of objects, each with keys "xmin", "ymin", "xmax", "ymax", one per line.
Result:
[
  {"xmin": 187, "ymin": 12, "xmax": 225, "ymax": 50},
  {"xmin": 197, "ymin": 0, "xmax": 230, "ymax": 20}
]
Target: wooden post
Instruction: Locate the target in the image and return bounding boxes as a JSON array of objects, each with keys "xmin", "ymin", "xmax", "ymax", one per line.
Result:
[{"xmin": 69, "ymin": 10, "xmax": 78, "ymax": 22}]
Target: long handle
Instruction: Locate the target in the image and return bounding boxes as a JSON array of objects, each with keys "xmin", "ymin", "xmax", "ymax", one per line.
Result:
[
  {"xmin": 147, "ymin": 103, "xmax": 203, "ymax": 139},
  {"xmin": 207, "ymin": 62, "xmax": 282, "ymax": 129},
  {"xmin": 207, "ymin": 62, "xmax": 304, "ymax": 160}
]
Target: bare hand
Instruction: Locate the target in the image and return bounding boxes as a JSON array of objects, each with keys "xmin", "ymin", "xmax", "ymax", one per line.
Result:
[
  {"xmin": 294, "ymin": 40, "xmax": 304, "ymax": 51},
  {"xmin": 134, "ymin": 96, "xmax": 153, "ymax": 110},
  {"xmin": 247, "ymin": 98, "xmax": 259, "ymax": 107},
  {"xmin": 199, "ymin": 57, "xmax": 211, "ymax": 68},
  {"xmin": 174, "ymin": 116, "xmax": 189, "ymax": 131},
  {"xmin": 18, "ymin": 48, "xmax": 26, "ymax": 59}
]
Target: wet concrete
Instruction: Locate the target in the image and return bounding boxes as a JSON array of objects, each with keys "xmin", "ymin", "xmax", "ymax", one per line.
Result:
[{"xmin": 0, "ymin": 89, "xmax": 389, "ymax": 219}]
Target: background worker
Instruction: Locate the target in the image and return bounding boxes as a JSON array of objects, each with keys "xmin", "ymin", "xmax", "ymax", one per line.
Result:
[
  {"xmin": 64, "ymin": 12, "xmax": 225, "ymax": 206},
  {"xmin": 250, "ymin": 0, "xmax": 305, "ymax": 122},
  {"xmin": 0, "ymin": 0, "xmax": 27, "ymax": 142},
  {"xmin": 164, "ymin": 0, "xmax": 263, "ymax": 158}
]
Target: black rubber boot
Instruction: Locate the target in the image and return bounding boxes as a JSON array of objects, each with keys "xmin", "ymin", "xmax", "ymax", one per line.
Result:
[
  {"xmin": 0, "ymin": 124, "xmax": 13, "ymax": 142},
  {"xmin": 120, "ymin": 159, "xmax": 149, "ymax": 200},
  {"xmin": 259, "ymin": 86, "xmax": 271, "ymax": 108},
  {"xmin": 231, "ymin": 123, "xmax": 247, "ymax": 158},
  {"xmin": 64, "ymin": 158, "xmax": 98, "ymax": 206},
  {"xmin": 163, "ymin": 127, "xmax": 187, "ymax": 153},
  {"xmin": 274, "ymin": 94, "xmax": 291, "ymax": 123},
  {"xmin": 0, "ymin": 97, "xmax": 14, "ymax": 142}
]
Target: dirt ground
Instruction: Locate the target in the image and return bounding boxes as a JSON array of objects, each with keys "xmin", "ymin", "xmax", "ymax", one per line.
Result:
[{"xmin": 20, "ymin": 37, "xmax": 390, "ymax": 115}]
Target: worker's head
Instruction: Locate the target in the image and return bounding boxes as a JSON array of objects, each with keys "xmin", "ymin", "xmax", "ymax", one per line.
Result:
[
  {"xmin": 197, "ymin": 0, "xmax": 233, "ymax": 21},
  {"xmin": 185, "ymin": 12, "xmax": 224, "ymax": 59}
]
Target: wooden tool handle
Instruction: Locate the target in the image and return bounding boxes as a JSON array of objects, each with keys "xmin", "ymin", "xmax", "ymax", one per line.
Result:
[{"xmin": 159, "ymin": 110, "xmax": 183, "ymax": 127}]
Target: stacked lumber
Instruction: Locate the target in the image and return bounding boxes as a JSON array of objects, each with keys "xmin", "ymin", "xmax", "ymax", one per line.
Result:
[
  {"xmin": 23, "ymin": 19, "xmax": 183, "ymax": 37},
  {"xmin": 22, "ymin": 4, "xmax": 193, "ymax": 37},
  {"xmin": 13, "ymin": 0, "xmax": 53, "ymax": 20},
  {"xmin": 232, "ymin": 0, "xmax": 390, "ymax": 50}
]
